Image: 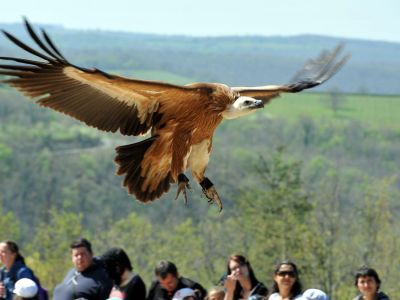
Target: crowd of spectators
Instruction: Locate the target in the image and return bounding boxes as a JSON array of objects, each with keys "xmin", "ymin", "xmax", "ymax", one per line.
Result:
[{"xmin": 0, "ymin": 239, "xmax": 390, "ymax": 300}]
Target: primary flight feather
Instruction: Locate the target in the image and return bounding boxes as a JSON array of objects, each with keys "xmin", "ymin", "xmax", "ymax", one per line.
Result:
[{"xmin": 0, "ymin": 19, "xmax": 349, "ymax": 211}]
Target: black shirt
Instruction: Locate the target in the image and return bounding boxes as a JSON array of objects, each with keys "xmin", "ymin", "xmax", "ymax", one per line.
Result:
[
  {"xmin": 53, "ymin": 259, "xmax": 113, "ymax": 300},
  {"xmin": 147, "ymin": 277, "xmax": 207, "ymax": 300},
  {"xmin": 108, "ymin": 273, "xmax": 146, "ymax": 300}
]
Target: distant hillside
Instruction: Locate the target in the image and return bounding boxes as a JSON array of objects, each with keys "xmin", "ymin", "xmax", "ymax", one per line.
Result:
[{"xmin": 1, "ymin": 22, "xmax": 399, "ymax": 94}]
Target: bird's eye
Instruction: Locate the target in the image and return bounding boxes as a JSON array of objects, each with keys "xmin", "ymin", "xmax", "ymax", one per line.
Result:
[{"xmin": 244, "ymin": 100, "xmax": 252, "ymax": 105}]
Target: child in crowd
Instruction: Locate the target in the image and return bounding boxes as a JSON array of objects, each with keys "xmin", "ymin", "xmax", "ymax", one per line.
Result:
[
  {"xmin": 13, "ymin": 278, "xmax": 39, "ymax": 300},
  {"xmin": 172, "ymin": 288, "xmax": 197, "ymax": 300}
]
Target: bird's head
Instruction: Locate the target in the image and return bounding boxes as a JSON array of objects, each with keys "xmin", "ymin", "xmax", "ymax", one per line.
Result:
[{"xmin": 222, "ymin": 96, "xmax": 264, "ymax": 119}]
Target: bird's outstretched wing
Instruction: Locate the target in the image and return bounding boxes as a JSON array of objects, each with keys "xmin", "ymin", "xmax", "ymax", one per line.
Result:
[
  {"xmin": 232, "ymin": 44, "xmax": 350, "ymax": 103},
  {"xmin": 0, "ymin": 19, "xmax": 199, "ymax": 136}
]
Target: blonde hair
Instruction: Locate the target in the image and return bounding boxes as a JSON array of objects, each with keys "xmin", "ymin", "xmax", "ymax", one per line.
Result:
[{"xmin": 206, "ymin": 286, "xmax": 225, "ymax": 300}]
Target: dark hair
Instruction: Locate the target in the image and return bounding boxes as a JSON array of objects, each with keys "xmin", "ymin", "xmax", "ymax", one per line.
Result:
[
  {"xmin": 155, "ymin": 260, "xmax": 178, "ymax": 278},
  {"xmin": 101, "ymin": 247, "xmax": 133, "ymax": 284},
  {"xmin": 354, "ymin": 266, "xmax": 381, "ymax": 290},
  {"xmin": 70, "ymin": 238, "xmax": 92, "ymax": 254},
  {"xmin": 13, "ymin": 295, "xmax": 39, "ymax": 300},
  {"xmin": 226, "ymin": 254, "xmax": 265, "ymax": 299},
  {"xmin": 270, "ymin": 260, "xmax": 302, "ymax": 298},
  {"xmin": 1, "ymin": 240, "xmax": 25, "ymax": 265}
]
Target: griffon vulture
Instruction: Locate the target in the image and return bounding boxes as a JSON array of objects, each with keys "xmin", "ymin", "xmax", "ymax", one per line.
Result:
[{"xmin": 0, "ymin": 19, "xmax": 349, "ymax": 211}]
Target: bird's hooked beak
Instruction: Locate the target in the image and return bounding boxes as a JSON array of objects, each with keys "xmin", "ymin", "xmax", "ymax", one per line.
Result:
[{"xmin": 250, "ymin": 99, "xmax": 264, "ymax": 109}]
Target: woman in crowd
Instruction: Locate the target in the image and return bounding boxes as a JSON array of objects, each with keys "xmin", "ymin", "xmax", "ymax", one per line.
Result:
[
  {"xmin": 0, "ymin": 241, "xmax": 37, "ymax": 300},
  {"xmin": 101, "ymin": 247, "xmax": 146, "ymax": 300},
  {"xmin": 352, "ymin": 266, "xmax": 390, "ymax": 300},
  {"xmin": 223, "ymin": 254, "xmax": 268, "ymax": 300},
  {"xmin": 268, "ymin": 260, "xmax": 302, "ymax": 300}
]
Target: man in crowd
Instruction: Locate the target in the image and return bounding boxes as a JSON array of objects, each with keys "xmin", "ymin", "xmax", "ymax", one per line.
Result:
[
  {"xmin": 53, "ymin": 238, "xmax": 113, "ymax": 300},
  {"xmin": 147, "ymin": 260, "xmax": 206, "ymax": 300}
]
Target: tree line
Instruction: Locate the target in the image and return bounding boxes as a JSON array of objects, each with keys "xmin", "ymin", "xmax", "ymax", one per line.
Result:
[
  {"xmin": 0, "ymin": 89, "xmax": 399, "ymax": 299},
  {"xmin": 1, "ymin": 23, "xmax": 400, "ymax": 94}
]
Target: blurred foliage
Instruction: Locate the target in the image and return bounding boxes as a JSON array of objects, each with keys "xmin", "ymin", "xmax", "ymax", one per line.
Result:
[{"xmin": 0, "ymin": 87, "xmax": 399, "ymax": 299}]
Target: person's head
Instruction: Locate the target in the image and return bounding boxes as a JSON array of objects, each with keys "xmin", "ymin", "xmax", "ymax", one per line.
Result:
[
  {"xmin": 226, "ymin": 254, "xmax": 259, "ymax": 284},
  {"xmin": 70, "ymin": 238, "xmax": 93, "ymax": 272},
  {"xmin": 206, "ymin": 286, "xmax": 225, "ymax": 300},
  {"xmin": 301, "ymin": 289, "xmax": 329, "ymax": 300},
  {"xmin": 354, "ymin": 266, "xmax": 381, "ymax": 297},
  {"xmin": 271, "ymin": 260, "xmax": 302, "ymax": 298},
  {"xmin": 155, "ymin": 260, "xmax": 179, "ymax": 292},
  {"xmin": 172, "ymin": 288, "xmax": 197, "ymax": 300},
  {"xmin": 0, "ymin": 240, "xmax": 25, "ymax": 270},
  {"xmin": 226, "ymin": 254, "xmax": 262, "ymax": 298},
  {"xmin": 101, "ymin": 247, "xmax": 133, "ymax": 285},
  {"xmin": 13, "ymin": 278, "xmax": 39, "ymax": 300}
]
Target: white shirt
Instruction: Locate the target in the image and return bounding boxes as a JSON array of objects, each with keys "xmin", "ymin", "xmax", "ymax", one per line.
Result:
[{"xmin": 268, "ymin": 293, "xmax": 303, "ymax": 300}]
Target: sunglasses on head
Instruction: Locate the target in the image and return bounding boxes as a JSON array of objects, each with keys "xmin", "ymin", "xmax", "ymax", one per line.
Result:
[{"xmin": 277, "ymin": 271, "xmax": 296, "ymax": 278}]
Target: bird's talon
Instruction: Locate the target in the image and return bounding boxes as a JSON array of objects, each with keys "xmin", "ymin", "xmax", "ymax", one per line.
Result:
[
  {"xmin": 202, "ymin": 187, "xmax": 223, "ymax": 211},
  {"xmin": 176, "ymin": 174, "xmax": 191, "ymax": 205}
]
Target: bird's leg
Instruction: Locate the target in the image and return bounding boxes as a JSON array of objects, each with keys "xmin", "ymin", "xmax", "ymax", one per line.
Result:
[
  {"xmin": 175, "ymin": 173, "xmax": 191, "ymax": 205},
  {"xmin": 200, "ymin": 177, "xmax": 223, "ymax": 212}
]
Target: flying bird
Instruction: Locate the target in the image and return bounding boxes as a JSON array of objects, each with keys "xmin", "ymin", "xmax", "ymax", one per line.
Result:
[{"xmin": 0, "ymin": 19, "xmax": 349, "ymax": 211}]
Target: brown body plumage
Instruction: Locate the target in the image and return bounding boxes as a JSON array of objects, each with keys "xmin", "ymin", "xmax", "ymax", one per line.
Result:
[{"xmin": 0, "ymin": 19, "xmax": 349, "ymax": 210}]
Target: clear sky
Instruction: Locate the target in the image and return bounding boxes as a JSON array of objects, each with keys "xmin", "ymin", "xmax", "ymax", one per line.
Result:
[{"xmin": 1, "ymin": 0, "xmax": 399, "ymax": 43}]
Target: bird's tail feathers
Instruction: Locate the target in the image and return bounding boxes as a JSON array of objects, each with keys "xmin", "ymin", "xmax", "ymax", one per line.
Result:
[{"xmin": 114, "ymin": 137, "xmax": 172, "ymax": 202}]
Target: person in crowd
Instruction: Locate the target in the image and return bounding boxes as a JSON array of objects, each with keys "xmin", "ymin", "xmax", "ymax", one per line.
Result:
[
  {"xmin": 301, "ymin": 289, "xmax": 328, "ymax": 300},
  {"xmin": 206, "ymin": 286, "xmax": 225, "ymax": 300},
  {"xmin": 223, "ymin": 254, "xmax": 268, "ymax": 300},
  {"xmin": 268, "ymin": 260, "xmax": 302, "ymax": 300},
  {"xmin": 53, "ymin": 238, "xmax": 113, "ymax": 300},
  {"xmin": 12, "ymin": 278, "xmax": 39, "ymax": 300},
  {"xmin": 352, "ymin": 266, "xmax": 390, "ymax": 300},
  {"xmin": 0, "ymin": 241, "xmax": 38, "ymax": 300},
  {"xmin": 172, "ymin": 288, "xmax": 197, "ymax": 300},
  {"xmin": 100, "ymin": 247, "xmax": 146, "ymax": 300},
  {"xmin": 147, "ymin": 260, "xmax": 207, "ymax": 300}
]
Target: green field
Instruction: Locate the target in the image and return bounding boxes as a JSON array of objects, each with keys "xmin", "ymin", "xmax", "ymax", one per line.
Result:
[
  {"xmin": 265, "ymin": 92, "xmax": 400, "ymax": 129},
  {"xmin": 1, "ymin": 82, "xmax": 399, "ymax": 130}
]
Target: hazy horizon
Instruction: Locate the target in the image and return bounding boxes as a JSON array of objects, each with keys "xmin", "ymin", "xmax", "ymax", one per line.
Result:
[{"xmin": 0, "ymin": 0, "xmax": 399, "ymax": 43}]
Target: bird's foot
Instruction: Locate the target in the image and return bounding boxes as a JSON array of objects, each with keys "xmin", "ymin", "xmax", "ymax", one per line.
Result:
[
  {"xmin": 200, "ymin": 177, "xmax": 223, "ymax": 212},
  {"xmin": 176, "ymin": 173, "xmax": 191, "ymax": 205}
]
